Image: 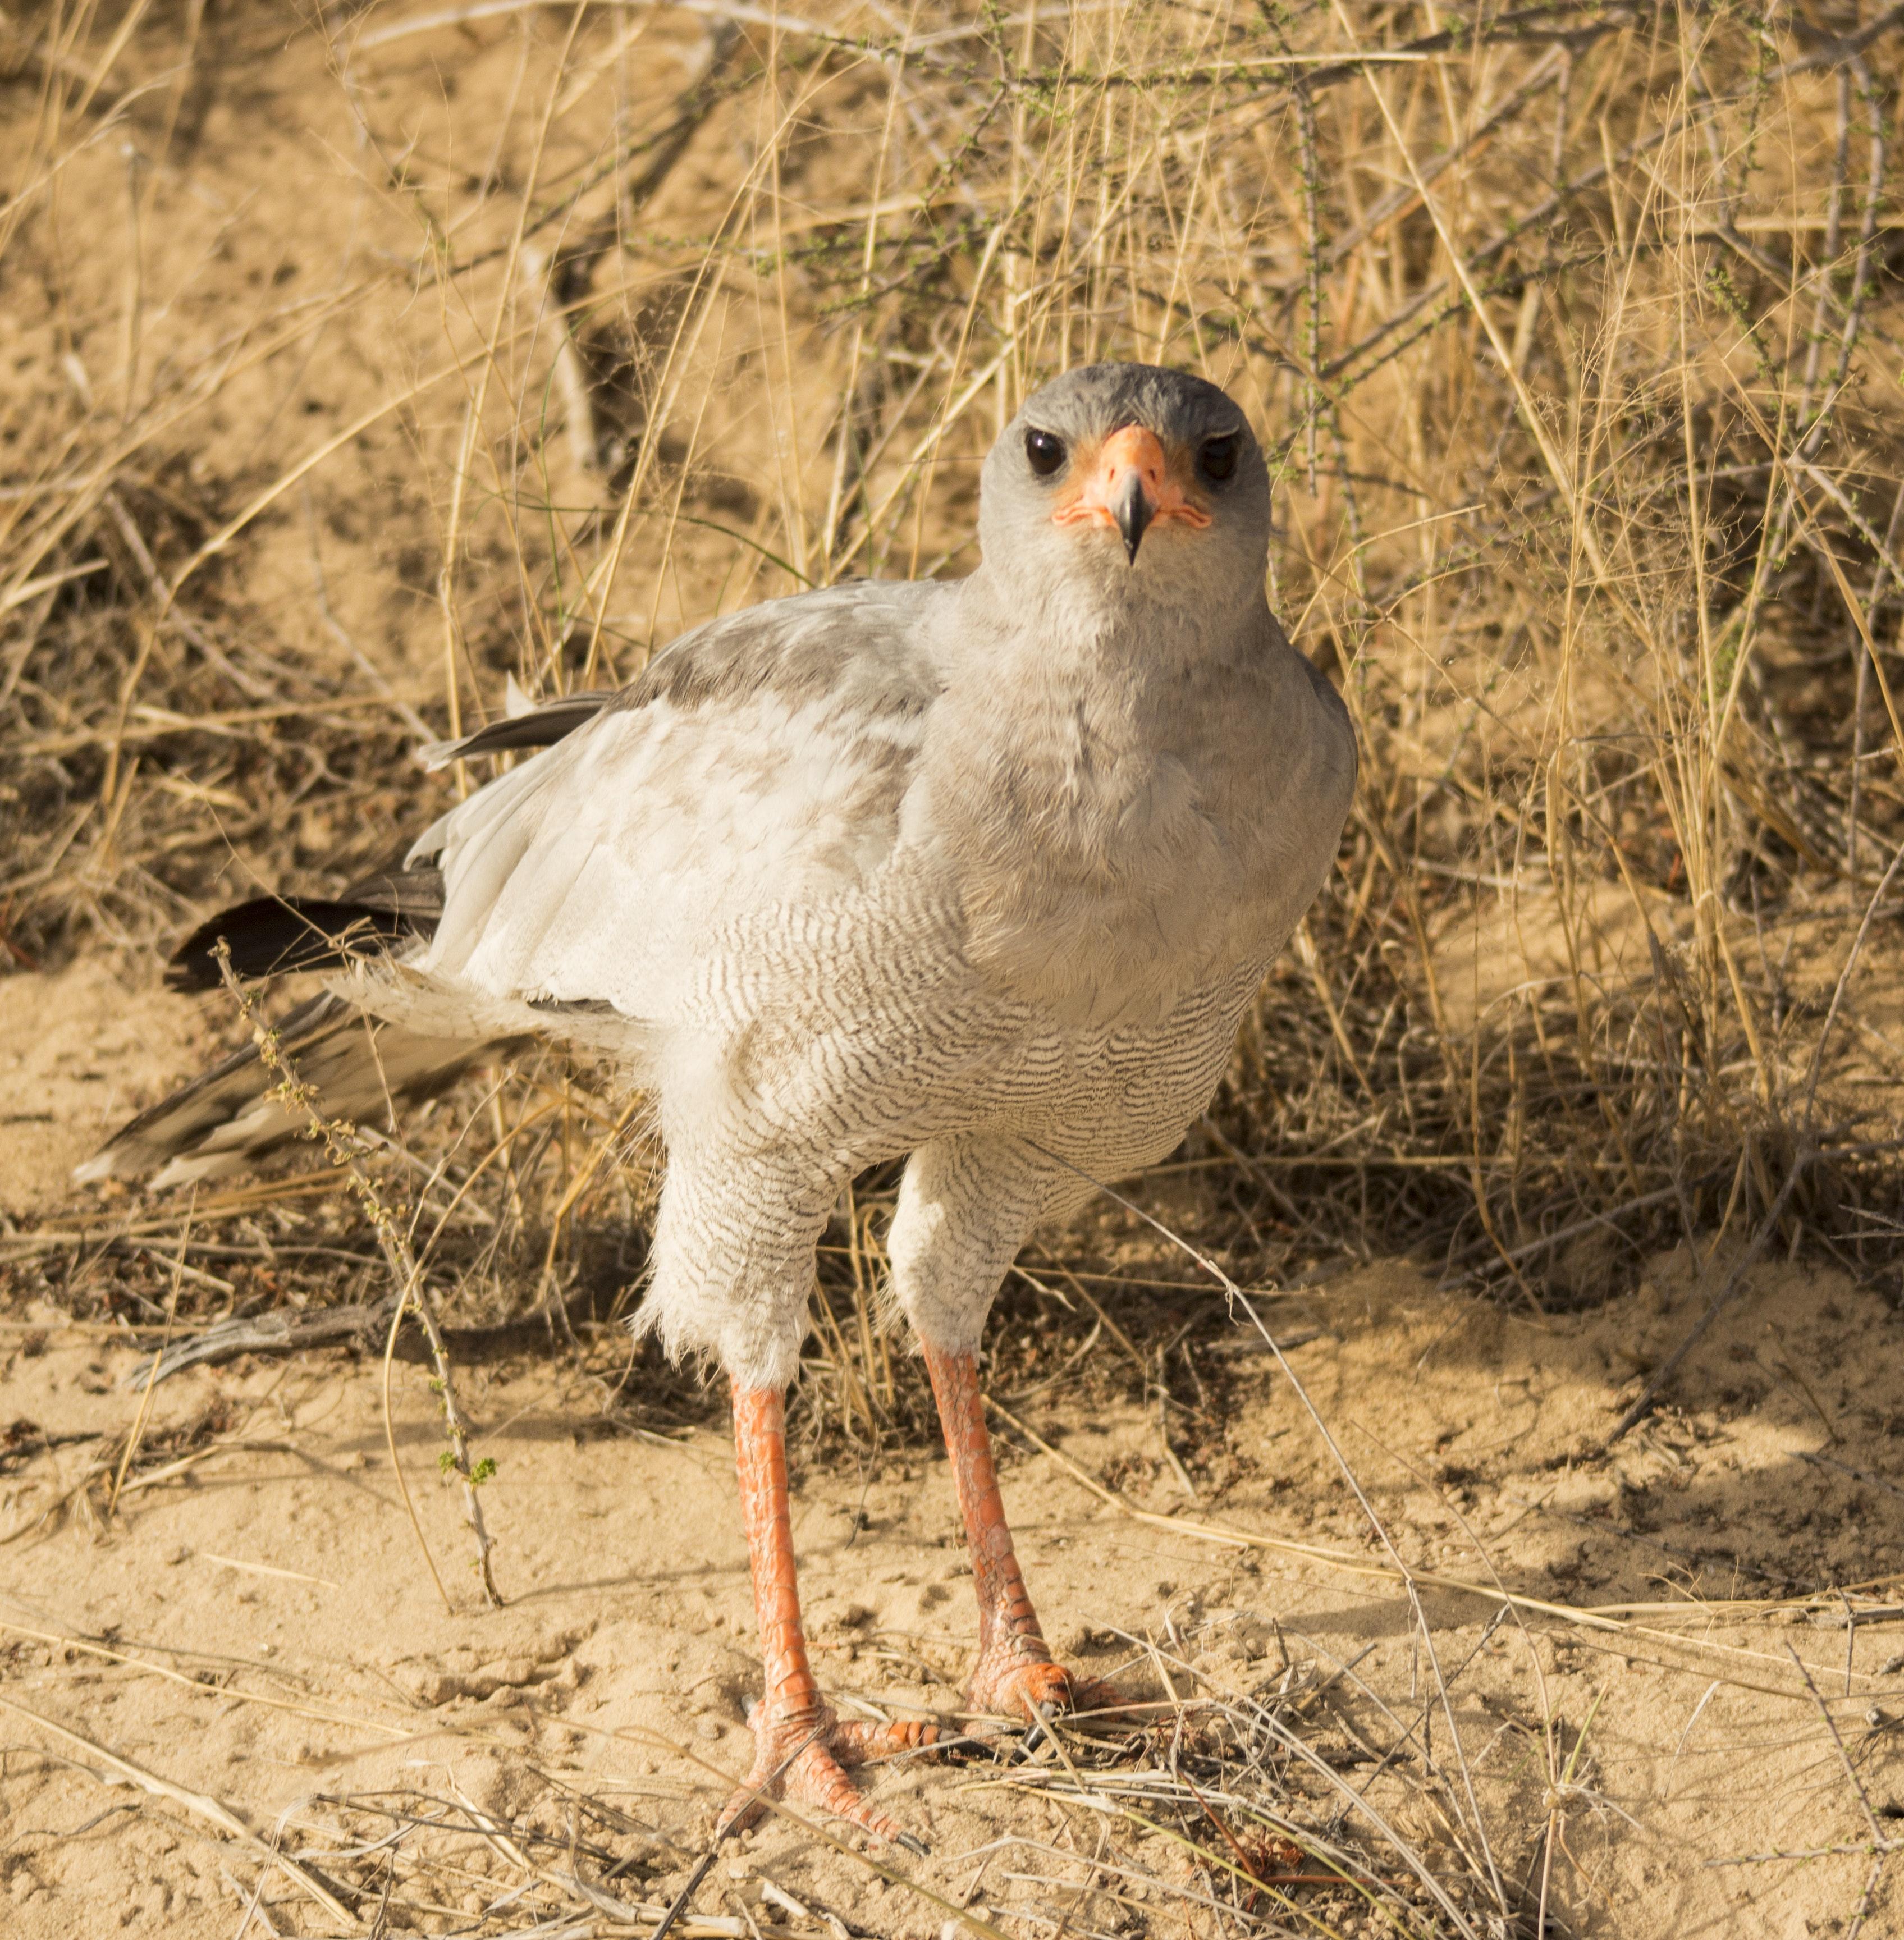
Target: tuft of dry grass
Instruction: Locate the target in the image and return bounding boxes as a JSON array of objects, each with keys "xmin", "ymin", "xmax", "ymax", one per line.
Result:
[{"xmin": 5, "ymin": 0, "xmax": 1903, "ymax": 1317}]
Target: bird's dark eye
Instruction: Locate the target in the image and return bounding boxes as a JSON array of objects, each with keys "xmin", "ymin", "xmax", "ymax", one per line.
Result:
[
  {"xmin": 1024, "ymin": 428, "xmax": 1067, "ymax": 477},
  {"xmin": 1199, "ymin": 433, "xmax": 1240, "ymax": 483}
]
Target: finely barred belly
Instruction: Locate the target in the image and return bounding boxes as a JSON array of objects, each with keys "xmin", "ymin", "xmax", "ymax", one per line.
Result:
[
  {"xmin": 633, "ymin": 941, "xmax": 1266, "ymax": 1388},
  {"xmin": 1008, "ymin": 962, "xmax": 1262, "ymax": 1164}
]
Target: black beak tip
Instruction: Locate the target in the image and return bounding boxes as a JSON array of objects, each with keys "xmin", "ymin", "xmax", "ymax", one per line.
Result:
[{"xmin": 1113, "ymin": 479, "xmax": 1154, "ymax": 564}]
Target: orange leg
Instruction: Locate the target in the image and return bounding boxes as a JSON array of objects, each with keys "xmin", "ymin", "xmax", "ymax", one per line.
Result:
[
  {"xmin": 923, "ymin": 1345, "xmax": 1116, "ymax": 1723},
  {"xmin": 725, "ymin": 1383, "xmax": 935, "ymax": 1844}
]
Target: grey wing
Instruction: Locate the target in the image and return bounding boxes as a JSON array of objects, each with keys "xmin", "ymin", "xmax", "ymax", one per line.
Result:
[{"xmin": 397, "ymin": 580, "xmax": 949, "ymax": 1028}]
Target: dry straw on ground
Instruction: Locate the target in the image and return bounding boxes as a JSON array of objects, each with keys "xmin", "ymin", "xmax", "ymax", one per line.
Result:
[
  {"xmin": 8, "ymin": 0, "xmax": 1904, "ymax": 1314},
  {"xmin": 6, "ymin": 0, "xmax": 1904, "ymax": 1934}
]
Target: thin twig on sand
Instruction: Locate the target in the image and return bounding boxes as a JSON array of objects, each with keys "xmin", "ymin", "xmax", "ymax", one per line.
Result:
[
  {"xmin": 0, "ymin": 1693, "xmax": 359, "ymax": 1928},
  {"xmin": 212, "ymin": 941, "xmax": 501, "ymax": 1610}
]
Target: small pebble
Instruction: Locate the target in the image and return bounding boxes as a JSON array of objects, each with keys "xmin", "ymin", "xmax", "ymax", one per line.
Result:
[{"xmin": 697, "ymin": 1716, "xmax": 723, "ymax": 1741}]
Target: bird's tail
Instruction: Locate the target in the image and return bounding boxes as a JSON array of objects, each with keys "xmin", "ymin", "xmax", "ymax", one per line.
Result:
[
  {"xmin": 77, "ymin": 862, "xmax": 509, "ymax": 1189},
  {"xmin": 80, "ymin": 687, "xmax": 625, "ymax": 1192},
  {"xmin": 76, "ymin": 990, "xmax": 501, "ymax": 1189}
]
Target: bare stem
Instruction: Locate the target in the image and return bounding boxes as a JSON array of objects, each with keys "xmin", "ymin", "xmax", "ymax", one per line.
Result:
[{"xmin": 212, "ymin": 942, "xmax": 502, "ymax": 1610}]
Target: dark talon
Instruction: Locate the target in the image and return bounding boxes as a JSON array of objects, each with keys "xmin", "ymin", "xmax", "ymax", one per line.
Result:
[
  {"xmin": 1025, "ymin": 1698, "xmax": 1068, "ymax": 1755},
  {"xmin": 896, "ymin": 1831, "xmax": 931, "ymax": 1857}
]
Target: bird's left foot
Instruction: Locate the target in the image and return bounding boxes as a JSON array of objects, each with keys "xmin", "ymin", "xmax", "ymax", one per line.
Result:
[{"xmin": 965, "ymin": 1639, "xmax": 1124, "ymax": 1728}]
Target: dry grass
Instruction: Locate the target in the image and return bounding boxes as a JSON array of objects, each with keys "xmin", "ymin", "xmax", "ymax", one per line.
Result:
[
  {"xmin": 7, "ymin": 0, "xmax": 1904, "ymax": 1305},
  {"xmin": 6, "ymin": 0, "xmax": 1904, "ymax": 1932}
]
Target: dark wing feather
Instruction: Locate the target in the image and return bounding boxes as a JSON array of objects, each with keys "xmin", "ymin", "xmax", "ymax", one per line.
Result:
[
  {"xmin": 76, "ymin": 992, "xmax": 505, "ymax": 1185},
  {"xmin": 417, "ymin": 693, "xmax": 614, "ymax": 770},
  {"xmin": 80, "ymin": 991, "xmax": 351, "ymax": 1176},
  {"xmin": 165, "ymin": 896, "xmax": 409, "ymax": 991}
]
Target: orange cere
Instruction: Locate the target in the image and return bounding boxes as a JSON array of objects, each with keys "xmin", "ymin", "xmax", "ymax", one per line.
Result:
[{"xmin": 1051, "ymin": 425, "xmax": 1212, "ymax": 533}]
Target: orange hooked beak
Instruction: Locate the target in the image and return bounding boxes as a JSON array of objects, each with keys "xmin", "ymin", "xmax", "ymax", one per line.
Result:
[{"xmin": 1052, "ymin": 425, "xmax": 1211, "ymax": 562}]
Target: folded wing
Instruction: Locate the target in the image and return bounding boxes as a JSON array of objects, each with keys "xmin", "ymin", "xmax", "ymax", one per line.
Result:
[{"xmin": 404, "ymin": 580, "xmax": 947, "ymax": 1029}]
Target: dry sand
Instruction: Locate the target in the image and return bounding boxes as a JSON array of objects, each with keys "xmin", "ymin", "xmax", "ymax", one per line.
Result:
[
  {"xmin": 4, "ymin": 2, "xmax": 1903, "ymax": 1934},
  {"xmin": 6, "ymin": 964, "xmax": 1904, "ymax": 1939}
]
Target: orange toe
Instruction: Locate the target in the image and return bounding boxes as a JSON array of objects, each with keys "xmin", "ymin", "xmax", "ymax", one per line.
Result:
[
  {"xmin": 967, "ymin": 1647, "xmax": 1129, "ymax": 1727},
  {"xmin": 831, "ymin": 1715, "xmax": 943, "ymax": 1767},
  {"xmin": 782, "ymin": 1736, "xmax": 906, "ymax": 1842},
  {"xmin": 718, "ymin": 1705, "xmax": 930, "ymax": 1845},
  {"xmin": 969, "ymin": 1653, "xmax": 1072, "ymax": 1721}
]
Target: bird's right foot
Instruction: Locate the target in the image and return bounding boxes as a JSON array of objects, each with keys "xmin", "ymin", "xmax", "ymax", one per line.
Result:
[{"xmin": 718, "ymin": 1700, "xmax": 938, "ymax": 1847}]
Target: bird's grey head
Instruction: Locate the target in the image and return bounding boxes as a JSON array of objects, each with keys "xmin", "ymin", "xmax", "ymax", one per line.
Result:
[{"xmin": 974, "ymin": 363, "xmax": 1270, "ymax": 638}]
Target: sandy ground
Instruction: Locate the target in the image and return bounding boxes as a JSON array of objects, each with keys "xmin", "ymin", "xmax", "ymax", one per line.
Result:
[
  {"xmin": 6, "ymin": 965, "xmax": 1904, "ymax": 1939},
  {"xmin": 4, "ymin": 4, "xmax": 1903, "ymax": 1936}
]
